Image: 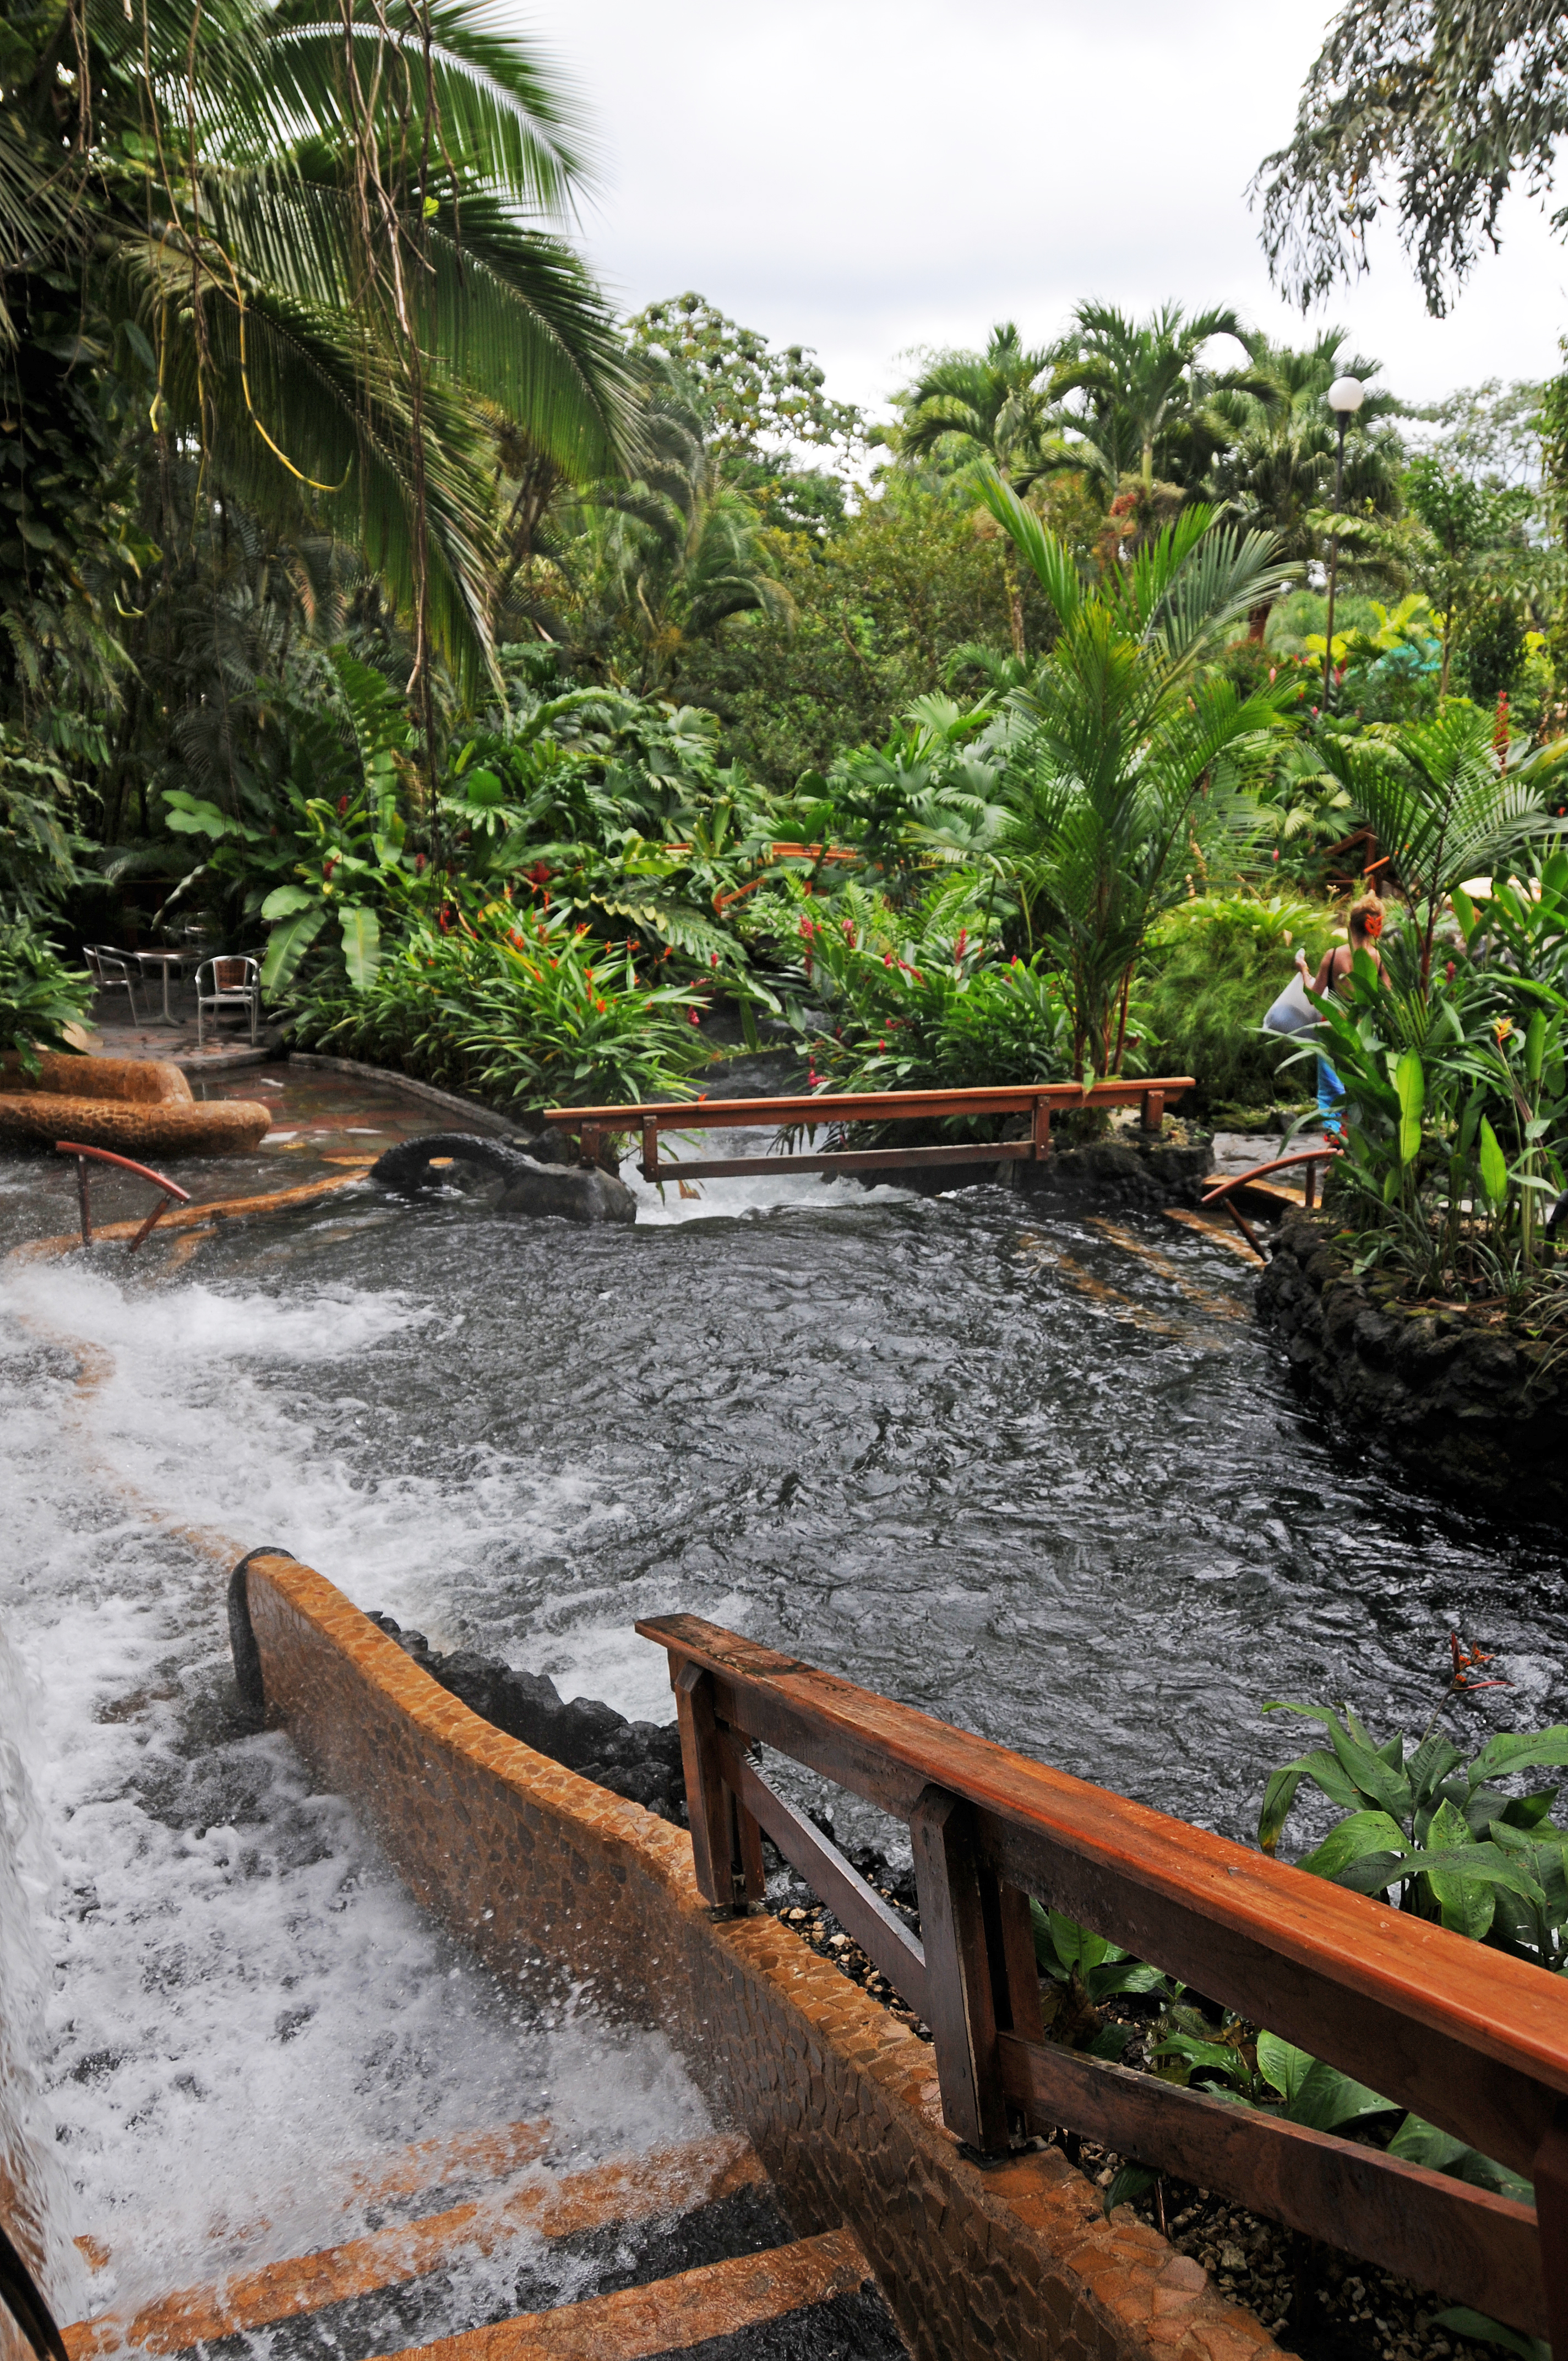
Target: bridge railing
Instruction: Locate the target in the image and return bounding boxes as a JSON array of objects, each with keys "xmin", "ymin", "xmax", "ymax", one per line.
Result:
[
  {"xmin": 636, "ymin": 1614, "xmax": 1567, "ymax": 2344},
  {"xmin": 542, "ymin": 1078, "xmax": 1195, "ymax": 1184}
]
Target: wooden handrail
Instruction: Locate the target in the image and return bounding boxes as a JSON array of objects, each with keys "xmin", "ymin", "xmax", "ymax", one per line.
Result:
[
  {"xmin": 1199, "ymin": 1145, "xmax": 1342, "ymax": 1257},
  {"xmin": 636, "ymin": 1613, "xmax": 1568, "ymax": 2342},
  {"xmin": 55, "ymin": 1140, "xmax": 191, "ymax": 1253},
  {"xmin": 538, "ymin": 1079, "xmax": 1195, "ymax": 1185}
]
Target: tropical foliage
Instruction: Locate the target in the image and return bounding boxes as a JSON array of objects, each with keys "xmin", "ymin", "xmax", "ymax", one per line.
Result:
[{"xmin": 295, "ymin": 894, "xmax": 708, "ymax": 1109}]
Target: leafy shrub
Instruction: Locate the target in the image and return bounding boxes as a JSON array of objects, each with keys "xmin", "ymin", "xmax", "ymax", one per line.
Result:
[
  {"xmin": 1142, "ymin": 893, "xmax": 1335, "ymax": 1112},
  {"xmin": 293, "ymin": 897, "xmax": 708, "ymax": 1110},
  {"xmin": 0, "ymin": 917, "xmax": 92, "ymax": 1075},
  {"xmin": 1295, "ymin": 857, "xmax": 1568, "ymax": 1305},
  {"xmin": 1260, "ymin": 1695, "xmax": 1568, "ymax": 1965},
  {"xmin": 762, "ymin": 877, "xmax": 1072, "ymax": 1123}
]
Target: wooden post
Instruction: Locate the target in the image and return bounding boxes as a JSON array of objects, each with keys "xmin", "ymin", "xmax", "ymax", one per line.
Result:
[
  {"xmin": 1140, "ymin": 1089, "xmax": 1166, "ymax": 1134},
  {"xmin": 1533, "ymin": 2102, "xmax": 1568, "ymax": 2357},
  {"xmin": 910, "ymin": 1785, "xmax": 1010, "ymax": 2153},
  {"xmin": 75, "ymin": 1155, "xmax": 92, "ymax": 1247},
  {"xmin": 1304, "ymin": 1157, "xmax": 1318, "ymax": 1210},
  {"xmin": 1031, "ymin": 1097, "xmax": 1052, "ymax": 1161},
  {"xmin": 671, "ymin": 1661, "xmax": 764, "ymax": 1908},
  {"xmin": 991, "ymin": 1880, "xmax": 1046, "ymax": 2044},
  {"xmin": 641, "ymin": 1118, "xmax": 661, "ymax": 1182},
  {"xmin": 579, "ymin": 1124, "xmax": 602, "ymax": 1171}
]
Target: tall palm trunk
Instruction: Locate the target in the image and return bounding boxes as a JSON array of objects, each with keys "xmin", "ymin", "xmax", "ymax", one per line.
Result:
[{"xmin": 1002, "ymin": 543, "xmax": 1025, "ymax": 660}]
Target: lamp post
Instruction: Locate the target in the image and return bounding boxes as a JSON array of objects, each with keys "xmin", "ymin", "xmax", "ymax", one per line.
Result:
[{"xmin": 1322, "ymin": 374, "xmax": 1366, "ymax": 712}]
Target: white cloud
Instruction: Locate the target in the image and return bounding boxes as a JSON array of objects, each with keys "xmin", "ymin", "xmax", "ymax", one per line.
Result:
[{"xmin": 512, "ymin": 0, "xmax": 1567, "ymax": 418}]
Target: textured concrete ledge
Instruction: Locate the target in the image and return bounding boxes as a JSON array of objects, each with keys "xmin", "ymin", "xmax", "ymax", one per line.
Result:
[
  {"xmin": 1257, "ymin": 1211, "xmax": 1568, "ymax": 1517},
  {"xmin": 242, "ymin": 1553, "xmax": 1278, "ymax": 2361}
]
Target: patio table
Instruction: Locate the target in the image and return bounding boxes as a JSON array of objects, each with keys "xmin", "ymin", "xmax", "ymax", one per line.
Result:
[{"xmin": 133, "ymin": 947, "xmax": 202, "ymax": 1026}]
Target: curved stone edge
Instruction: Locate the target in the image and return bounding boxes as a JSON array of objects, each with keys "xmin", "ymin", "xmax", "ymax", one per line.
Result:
[
  {"xmin": 1256, "ymin": 1212, "xmax": 1568, "ymax": 1515},
  {"xmin": 284, "ymin": 1053, "xmax": 516, "ymax": 1137},
  {"xmin": 239, "ymin": 1551, "xmax": 1278, "ymax": 2361}
]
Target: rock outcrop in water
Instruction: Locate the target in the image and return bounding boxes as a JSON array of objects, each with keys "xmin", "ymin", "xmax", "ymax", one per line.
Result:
[
  {"xmin": 369, "ymin": 1131, "xmax": 636, "ymax": 1226},
  {"xmin": 366, "ymin": 1614, "xmax": 687, "ymax": 1816},
  {"xmin": 1259, "ymin": 1210, "xmax": 1568, "ymax": 1519}
]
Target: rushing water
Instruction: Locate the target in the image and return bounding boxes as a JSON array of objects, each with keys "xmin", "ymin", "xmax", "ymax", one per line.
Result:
[{"xmin": 2, "ymin": 1060, "xmax": 1565, "ymax": 2321}]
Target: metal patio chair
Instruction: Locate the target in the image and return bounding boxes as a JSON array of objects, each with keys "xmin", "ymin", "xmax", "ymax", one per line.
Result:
[
  {"xmin": 84, "ymin": 944, "xmax": 143, "ymax": 1025},
  {"xmin": 195, "ymin": 954, "xmax": 261, "ymax": 1047}
]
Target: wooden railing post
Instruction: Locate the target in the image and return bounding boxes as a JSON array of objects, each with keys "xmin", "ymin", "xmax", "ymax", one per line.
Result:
[
  {"xmin": 1532, "ymin": 2102, "xmax": 1568, "ymax": 2355},
  {"xmin": 1031, "ymin": 1096, "xmax": 1051, "ymax": 1161},
  {"xmin": 1140, "ymin": 1088, "xmax": 1166, "ymax": 1133},
  {"xmin": 641, "ymin": 1118, "xmax": 660, "ymax": 1182},
  {"xmin": 989, "ymin": 1881, "xmax": 1046, "ymax": 2045},
  {"xmin": 910, "ymin": 1785, "xmax": 1010, "ymax": 2153},
  {"xmin": 672, "ymin": 1661, "xmax": 764, "ymax": 1908}
]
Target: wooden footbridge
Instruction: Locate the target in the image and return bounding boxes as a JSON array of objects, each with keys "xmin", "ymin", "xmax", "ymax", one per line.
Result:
[{"xmin": 540, "ymin": 1075, "xmax": 1197, "ymax": 1185}]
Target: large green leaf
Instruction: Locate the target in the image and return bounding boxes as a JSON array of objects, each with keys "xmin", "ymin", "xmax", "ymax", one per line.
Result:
[
  {"xmin": 1262, "ymin": 1702, "xmax": 1412, "ymax": 1821},
  {"xmin": 1258, "ymin": 1748, "xmax": 1364, "ymax": 1853},
  {"xmin": 1391, "ymin": 2117, "xmax": 1534, "ymax": 2203},
  {"xmin": 1423, "ymin": 1799, "xmax": 1493, "ymax": 1936},
  {"xmin": 260, "ymin": 902, "xmax": 328, "ymax": 993},
  {"xmin": 1468, "ymin": 1729, "xmax": 1568, "ymax": 1785},
  {"xmin": 1256, "ymin": 2033, "xmax": 1398, "ymax": 2134},
  {"xmin": 1297, "ymin": 1808, "xmax": 1409, "ymax": 1881},
  {"xmin": 1434, "ymin": 2310, "xmax": 1548, "ymax": 2361},
  {"xmin": 1395, "ymin": 1049, "xmax": 1424, "ymax": 1165},
  {"xmin": 1478, "ymin": 1117, "xmax": 1509, "ymax": 1208},
  {"xmin": 260, "ymin": 883, "xmax": 317, "ymax": 921},
  {"xmin": 339, "ymin": 902, "xmax": 382, "ymax": 993}
]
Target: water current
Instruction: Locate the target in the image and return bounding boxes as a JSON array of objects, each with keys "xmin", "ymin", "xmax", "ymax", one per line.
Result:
[{"xmin": 2, "ymin": 1059, "xmax": 1564, "ymax": 2331}]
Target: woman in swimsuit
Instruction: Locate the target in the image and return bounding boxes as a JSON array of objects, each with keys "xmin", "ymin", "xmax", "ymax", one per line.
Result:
[{"xmin": 1295, "ymin": 893, "xmax": 1386, "ymax": 1135}]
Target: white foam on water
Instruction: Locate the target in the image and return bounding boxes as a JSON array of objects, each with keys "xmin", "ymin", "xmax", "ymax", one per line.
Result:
[
  {"xmin": 0, "ymin": 1262, "xmax": 711, "ymax": 2325},
  {"xmin": 621, "ymin": 1123, "xmax": 915, "ymax": 1225}
]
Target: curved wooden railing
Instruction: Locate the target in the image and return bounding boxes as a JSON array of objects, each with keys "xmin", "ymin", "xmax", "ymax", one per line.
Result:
[
  {"xmin": 637, "ymin": 1614, "xmax": 1567, "ymax": 2345},
  {"xmin": 542, "ymin": 1079, "xmax": 1196, "ymax": 1185},
  {"xmin": 1200, "ymin": 1146, "xmax": 1342, "ymax": 1259},
  {"xmin": 53, "ymin": 1141, "xmax": 190, "ymax": 1252}
]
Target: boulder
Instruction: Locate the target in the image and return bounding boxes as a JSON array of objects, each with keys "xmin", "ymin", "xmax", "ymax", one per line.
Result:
[{"xmin": 369, "ymin": 1130, "xmax": 636, "ymax": 1226}]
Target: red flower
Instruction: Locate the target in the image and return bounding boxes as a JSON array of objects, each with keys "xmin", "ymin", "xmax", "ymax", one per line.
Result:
[
  {"xmin": 595, "ymin": 997, "xmax": 606, "ymax": 1013},
  {"xmin": 689, "ymin": 1008, "xmax": 701, "ymax": 1025},
  {"xmin": 337, "ymin": 795, "xmax": 350, "ymax": 817},
  {"xmin": 414, "ymin": 852, "xmax": 427, "ymax": 874}
]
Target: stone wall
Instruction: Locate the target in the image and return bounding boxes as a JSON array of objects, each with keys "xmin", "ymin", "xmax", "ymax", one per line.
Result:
[
  {"xmin": 1257, "ymin": 1212, "xmax": 1568, "ymax": 1518},
  {"xmin": 240, "ymin": 1552, "xmax": 1277, "ymax": 2361}
]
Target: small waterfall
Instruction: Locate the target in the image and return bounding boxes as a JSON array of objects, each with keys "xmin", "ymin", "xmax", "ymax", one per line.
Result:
[{"xmin": 0, "ymin": 1620, "xmax": 81, "ymax": 2329}]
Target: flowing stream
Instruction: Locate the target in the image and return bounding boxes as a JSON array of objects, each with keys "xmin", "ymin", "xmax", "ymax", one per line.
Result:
[{"xmin": 2, "ymin": 1060, "xmax": 1564, "ymax": 2332}]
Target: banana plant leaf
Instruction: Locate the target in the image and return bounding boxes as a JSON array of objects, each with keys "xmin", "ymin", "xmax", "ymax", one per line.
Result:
[
  {"xmin": 340, "ymin": 902, "xmax": 382, "ymax": 993},
  {"xmin": 260, "ymin": 902, "xmax": 328, "ymax": 993}
]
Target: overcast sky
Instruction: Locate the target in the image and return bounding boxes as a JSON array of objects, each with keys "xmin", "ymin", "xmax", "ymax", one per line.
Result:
[{"xmin": 514, "ymin": 0, "xmax": 1567, "ymax": 426}]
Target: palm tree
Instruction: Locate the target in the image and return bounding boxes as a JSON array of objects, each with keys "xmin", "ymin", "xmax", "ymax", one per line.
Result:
[
  {"xmin": 1049, "ymin": 302, "xmax": 1275, "ymax": 498},
  {"xmin": 974, "ymin": 467, "xmax": 1297, "ymax": 1076},
  {"xmin": 2, "ymin": 0, "xmax": 636, "ymax": 706},
  {"xmin": 578, "ymin": 366, "xmax": 794, "ymax": 689},
  {"xmin": 1205, "ymin": 330, "xmax": 1406, "ymax": 638},
  {"xmin": 895, "ymin": 324, "xmax": 1064, "ymax": 657},
  {"xmin": 1313, "ymin": 707, "xmax": 1565, "ymax": 987}
]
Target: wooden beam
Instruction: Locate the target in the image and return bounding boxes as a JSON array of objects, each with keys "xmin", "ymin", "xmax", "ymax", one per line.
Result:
[
  {"xmin": 712, "ymin": 1734, "xmax": 928, "ymax": 2021},
  {"xmin": 642, "ymin": 1143, "xmax": 1035, "ymax": 1183},
  {"xmin": 911, "ymin": 1786, "xmax": 1009, "ymax": 2153},
  {"xmin": 541, "ymin": 1080, "xmax": 1196, "ymax": 1130},
  {"xmin": 999, "ymin": 2034, "xmax": 1544, "ymax": 2336}
]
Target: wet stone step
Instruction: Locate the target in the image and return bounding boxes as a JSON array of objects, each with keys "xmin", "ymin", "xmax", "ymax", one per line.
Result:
[{"xmin": 195, "ymin": 2185, "xmax": 800, "ymax": 2361}]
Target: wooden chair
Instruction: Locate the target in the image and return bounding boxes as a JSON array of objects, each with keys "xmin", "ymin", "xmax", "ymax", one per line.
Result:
[{"xmin": 195, "ymin": 955, "xmax": 260, "ymax": 1048}]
